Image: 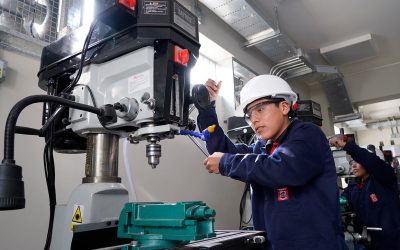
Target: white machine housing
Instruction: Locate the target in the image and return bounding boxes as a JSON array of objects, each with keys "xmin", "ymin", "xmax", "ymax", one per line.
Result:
[{"xmin": 68, "ymin": 46, "xmax": 157, "ymax": 135}]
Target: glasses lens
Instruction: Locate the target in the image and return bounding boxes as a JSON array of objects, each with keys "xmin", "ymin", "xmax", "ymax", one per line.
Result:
[
  {"xmin": 244, "ymin": 105, "xmax": 259, "ymax": 124},
  {"xmin": 244, "ymin": 101, "xmax": 272, "ymax": 122},
  {"xmin": 244, "ymin": 113, "xmax": 251, "ymax": 124}
]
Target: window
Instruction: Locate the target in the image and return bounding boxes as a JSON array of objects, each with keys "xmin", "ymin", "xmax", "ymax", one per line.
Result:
[
  {"xmin": 190, "ymin": 54, "xmax": 217, "ymax": 87},
  {"xmin": 0, "ymin": 0, "xmax": 60, "ymax": 43},
  {"xmin": 233, "ymin": 59, "xmax": 257, "ymax": 108},
  {"xmin": 0, "ymin": 0, "xmax": 88, "ymax": 57}
]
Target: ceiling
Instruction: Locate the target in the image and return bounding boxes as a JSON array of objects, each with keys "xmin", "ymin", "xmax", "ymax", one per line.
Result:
[
  {"xmin": 198, "ymin": 33, "xmax": 232, "ymax": 62},
  {"xmin": 254, "ymin": 0, "xmax": 400, "ymax": 74},
  {"xmin": 360, "ymin": 99, "xmax": 400, "ymax": 122},
  {"xmin": 199, "ymin": 0, "xmax": 400, "ymax": 131},
  {"xmin": 334, "ymin": 98, "xmax": 400, "ymax": 131}
]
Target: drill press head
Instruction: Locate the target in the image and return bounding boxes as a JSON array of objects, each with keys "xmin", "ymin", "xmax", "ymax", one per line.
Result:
[{"xmin": 37, "ymin": 0, "xmax": 200, "ymax": 168}]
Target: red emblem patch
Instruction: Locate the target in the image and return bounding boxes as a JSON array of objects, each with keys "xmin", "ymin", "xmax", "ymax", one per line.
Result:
[
  {"xmin": 277, "ymin": 187, "xmax": 289, "ymax": 201},
  {"xmin": 369, "ymin": 193, "xmax": 378, "ymax": 203}
]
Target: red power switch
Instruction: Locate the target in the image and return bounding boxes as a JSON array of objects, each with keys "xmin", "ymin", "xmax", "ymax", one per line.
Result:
[
  {"xmin": 119, "ymin": 0, "xmax": 136, "ymax": 11},
  {"xmin": 174, "ymin": 45, "xmax": 189, "ymax": 66}
]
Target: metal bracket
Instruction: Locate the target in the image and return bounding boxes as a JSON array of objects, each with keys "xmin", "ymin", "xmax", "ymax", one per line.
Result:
[{"xmin": 129, "ymin": 124, "xmax": 180, "ymax": 143}]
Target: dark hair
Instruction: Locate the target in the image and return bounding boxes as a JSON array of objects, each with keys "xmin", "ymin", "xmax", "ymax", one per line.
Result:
[{"xmin": 367, "ymin": 144, "xmax": 376, "ymax": 155}]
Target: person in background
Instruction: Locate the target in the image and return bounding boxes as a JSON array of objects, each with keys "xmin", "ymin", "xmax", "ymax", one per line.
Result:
[
  {"xmin": 391, "ymin": 157, "xmax": 400, "ymax": 191},
  {"xmin": 198, "ymin": 75, "xmax": 347, "ymax": 250},
  {"xmin": 367, "ymin": 144, "xmax": 385, "ymax": 161},
  {"xmin": 392, "ymin": 157, "xmax": 400, "ymax": 171},
  {"xmin": 329, "ymin": 137, "xmax": 400, "ymax": 250}
]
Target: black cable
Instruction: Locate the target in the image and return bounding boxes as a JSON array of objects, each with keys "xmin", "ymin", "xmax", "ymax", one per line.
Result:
[
  {"xmin": 6, "ymin": 20, "xmax": 105, "ymax": 249},
  {"xmin": 42, "ymin": 94, "xmax": 57, "ymax": 250},
  {"xmin": 239, "ymin": 183, "xmax": 252, "ymax": 229},
  {"xmin": 43, "ymin": 140, "xmax": 55, "ymax": 250},
  {"xmin": 88, "ymin": 41, "xmax": 107, "ymax": 61},
  {"xmin": 75, "ymin": 84, "xmax": 97, "ymax": 108},
  {"xmin": 62, "ymin": 19, "xmax": 99, "ymax": 94},
  {"xmin": 2, "ymin": 95, "xmax": 102, "ymax": 163},
  {"xmin": 5, "ymin": 21, "xmax": 103, "ymax": 247},
  {"xmin": 40, "ymin": 106, "xmax": 67, "ymax": 133},
  {"xmin": 45, "ymin": 139, "xmax": 56, "ymax": 250},
  {"xmin": 238, "ymin": 135, "xmax": 256, "ymax": 230},
  {"xmin": 42, "ymin": 41, "xmax": 99, "ymax": 134}
]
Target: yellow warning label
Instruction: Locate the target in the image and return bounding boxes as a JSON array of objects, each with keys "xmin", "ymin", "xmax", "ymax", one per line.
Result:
[{"xmin": 72, "ymin": 206, "xmax": 83, "ymax": 223}]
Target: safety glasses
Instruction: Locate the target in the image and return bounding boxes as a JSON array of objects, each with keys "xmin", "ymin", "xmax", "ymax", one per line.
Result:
[{"xmin": 244, "ymin": 99, "xmax": 283, "ymax": 124}]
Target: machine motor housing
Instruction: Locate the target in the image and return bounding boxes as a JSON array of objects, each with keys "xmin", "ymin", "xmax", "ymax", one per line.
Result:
[{"xmin": 37, "ymin": 0, "xmax": 200, "ymax": 152}]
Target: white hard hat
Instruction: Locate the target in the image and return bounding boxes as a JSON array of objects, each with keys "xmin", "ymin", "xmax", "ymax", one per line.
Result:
[{"xmin": 235, "ymin": 75, "xmax": 298, "ymax": 116}]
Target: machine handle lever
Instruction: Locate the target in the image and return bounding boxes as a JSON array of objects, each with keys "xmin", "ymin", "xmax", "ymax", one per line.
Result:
[{"xmin": 246, "ymin": 235, "xmax": 266, "ymax": 244}]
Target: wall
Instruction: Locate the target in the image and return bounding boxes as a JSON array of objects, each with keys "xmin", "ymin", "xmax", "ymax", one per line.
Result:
[
  {"xmin": 289, "ymin": 79, "xmax": 336, "ymax": 137},
  {"xmin": 308, "ymin": 83, "xmax": 335, "ymax": 136},
  {"xmin": 344, "ymin": 62, "xmax": 400, "ymax": 105},
  {"xmin": 356, "ymin": 128, "xmax": 400, "ymax": 148},
  {"xmin": 289, "ymin": 79, "xmax": 311, "ymax": 102},
  {"xmin": 0, "ymin": 49, "xmax": 50, "ymax": 249},
  {"xmin": 215, "ymin": 58, "xmax": 235, "ymax": 130}
]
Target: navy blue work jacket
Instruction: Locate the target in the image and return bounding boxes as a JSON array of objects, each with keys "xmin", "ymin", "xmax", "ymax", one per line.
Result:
[
  {"xmin": 198, "ymin": 108, "xmax": 347, "ymax": 250},
  {"xmin": 342, "ymin": 142, "xmax": 400, "ymax": 250}
]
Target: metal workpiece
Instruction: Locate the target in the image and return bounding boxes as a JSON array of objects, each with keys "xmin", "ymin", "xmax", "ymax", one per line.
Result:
[
  {"xmin": 83, "ymin": 134, "xmax": 121, "ymax": 183},
  {"xmin": 115, "ymin": 97, "xmax": 139, "ymax": 121}
]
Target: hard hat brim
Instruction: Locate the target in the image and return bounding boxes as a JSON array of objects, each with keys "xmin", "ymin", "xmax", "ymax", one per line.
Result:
[{"xmin": 234, "ymin": 96, "xmax": 262, "ymax": 117}]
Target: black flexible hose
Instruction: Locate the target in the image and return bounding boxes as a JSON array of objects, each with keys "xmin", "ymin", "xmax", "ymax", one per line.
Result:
[
  {"xmin": 2, "ymin": 95, "xmax": 102, "ymax": 162},
  {"xmin": 15, "ymin": 126, "xmax": 42, "ymax": 136}
]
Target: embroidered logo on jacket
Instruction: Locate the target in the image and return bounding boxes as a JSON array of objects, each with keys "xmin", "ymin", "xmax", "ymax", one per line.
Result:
[
  {"xmin": 277, "ymin": 187, "xmax": 289, "ymax": 201},
  {"xmin": 369, "ymin": 193, "xmax": 379, "ymax": 203}
]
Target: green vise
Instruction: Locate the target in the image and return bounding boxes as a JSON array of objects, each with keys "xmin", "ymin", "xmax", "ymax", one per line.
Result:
[
  {"xmin": 340, "ymin": 196, "xmax": 349, "ymax": 213},
  {"xmin": 117, "ymin": 201, "xmax": 216, "ymax": 250}
]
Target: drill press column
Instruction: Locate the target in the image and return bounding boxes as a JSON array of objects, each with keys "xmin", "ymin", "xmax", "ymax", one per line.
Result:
[{"xmin": 83, "ymin": 133, "xmax": 120, "ymax": 183}]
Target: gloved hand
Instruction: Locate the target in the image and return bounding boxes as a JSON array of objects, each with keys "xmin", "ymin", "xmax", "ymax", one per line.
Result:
[
  {"xmin": 191, "ymin": 79, "xmax": 222, "ymax": 112},
  {"xmin": 192, "ymin": 84, "xmax": 214, "ymax": 112}
]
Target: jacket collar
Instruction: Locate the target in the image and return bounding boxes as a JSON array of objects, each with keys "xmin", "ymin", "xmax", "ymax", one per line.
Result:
[{"xmin": 265, "ymin": 118, "xmax": 298, "ymax": 152}]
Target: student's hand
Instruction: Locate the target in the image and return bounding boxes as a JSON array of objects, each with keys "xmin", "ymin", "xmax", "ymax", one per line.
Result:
[
  {"xmin": 205, "ymin": 79, "xmax": 222, "ymax": 102},
  {"xmin": 329, "ymin": 136, "xmax": 346, "ymax": 148},
  {"xmin": 203, "ymin": 152, "xmax": 224, "ymax": 174}
]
